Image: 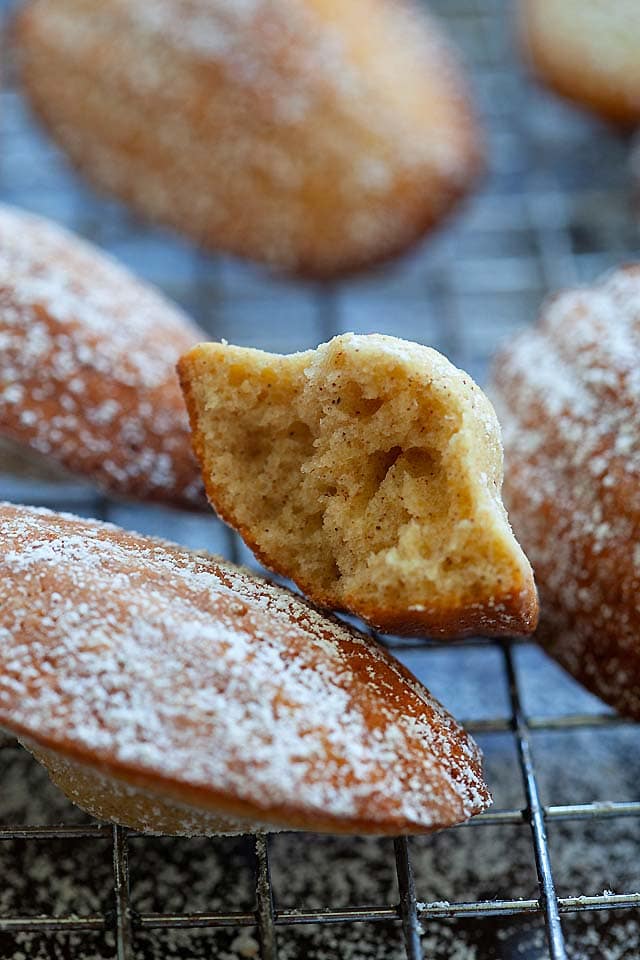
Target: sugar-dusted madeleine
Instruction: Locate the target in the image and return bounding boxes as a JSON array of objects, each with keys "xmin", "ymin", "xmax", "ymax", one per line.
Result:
[
  {"xmin": 0, "ymin": 204, "xmax": 205, "ymax": 508},
  {"xmin": 0, "ymin": 502, "xmax": 491, "ymax": 835},
  {"xmin": 17, "ymin": 0, "xmax": 482, "ymax": 277},
  {"xmin": 179, "ymin": 334, "xmax": 538, "ymax": 638},
  {"xmin": 492, "ymin": 265, "xmax": 640, "ymax": 718},
  {"xmin": 0, "ymin": 438, "xmax": 73, "ymax": 484},
  {"xmin": 520, "ymin": 0, "xmax": 640, "ymax": 126}
]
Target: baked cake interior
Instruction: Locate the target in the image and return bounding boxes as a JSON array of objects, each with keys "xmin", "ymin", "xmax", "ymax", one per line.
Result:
[{"xmin": 180, "ymin": 335, "xmax": 533, "ymax": 631}]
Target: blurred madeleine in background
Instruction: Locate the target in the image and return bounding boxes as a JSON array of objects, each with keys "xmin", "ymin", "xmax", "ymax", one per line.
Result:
[
  {"xmin": 16, "ymin": 0, "xmax": 483, "ymax": 278},
  {"xmin": 520, "ymin": 0, "xmax": 640, "ymax": 127}
]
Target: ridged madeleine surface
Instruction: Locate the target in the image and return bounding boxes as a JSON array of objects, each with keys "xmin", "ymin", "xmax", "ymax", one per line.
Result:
[
  {"xmin": 0, "ymin": 205, "xmax": 204, "ymax": 508},
  {"xmin": 492, "ymin": 265, "xmax": 640, "ymax": 717}
]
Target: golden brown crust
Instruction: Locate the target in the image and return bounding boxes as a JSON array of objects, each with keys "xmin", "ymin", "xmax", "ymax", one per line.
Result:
[
  {"xmin": 179, "ymin": 335, "xmax": 538, "ymax": 639},
  {"xmin": 0, "ymin": 204, "xmax": 206, "ymax": 509},
  {"xmin": 491, "ymin": 264, "xmax": 640, "ymax": 717},
  {"xmin": 22, "ymin": 740, "xmax": 271, "ymax": 836},
  {"xmin": 520, "ymin": 0, "xmax": 640, "ymax": 126},
  {"xmin": 16, "ymin": 0, "xmax": 483, "ymax": 278},
  {"xmin": 332, "ymin": 588, "xmax": 539, "ymax": 640},
  {"xmin": 0, "ymin": 502, "xmax": 491, "ymax": 835}
]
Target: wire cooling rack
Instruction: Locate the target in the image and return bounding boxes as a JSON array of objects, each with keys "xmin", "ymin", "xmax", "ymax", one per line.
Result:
[{"xmin": 1, "ymin": 1, "xmax": 640, "ymax": 958}]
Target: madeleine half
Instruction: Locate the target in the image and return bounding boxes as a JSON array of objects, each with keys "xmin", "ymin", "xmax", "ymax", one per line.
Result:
[{"xmin": 179, "ymin": 334, "xmax": 537, "ymax": 637}]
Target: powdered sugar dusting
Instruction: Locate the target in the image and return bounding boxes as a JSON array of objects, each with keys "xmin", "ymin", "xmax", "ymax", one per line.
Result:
[
  {"xmin": 0, "ymin": 205, "xmax": 204, "ymax": 507},
  {"xmin": 492, "ymin": 265, "xmax": 640, "ymax": 715},
  {"xmin": 0, "ymin": 502, "xmax": 490, "ymax": 832},
  {"xmin": 19, "ymin": 0, "xmax": 478, "ymax": 274}
]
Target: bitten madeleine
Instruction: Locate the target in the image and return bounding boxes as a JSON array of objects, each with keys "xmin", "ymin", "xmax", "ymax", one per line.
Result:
[
  {"xmin": 0, "ymin": 503, "xmax": 491, "ymax": 835},
  {"xmin": 17, "ymin": 0, "xmax": 482, "ymax": 277},
  {"xmin": 179, "ymin": 334, "xmax": 538, "ymax": 638},
  {"xmin": 0, "ymin": 205, "xmax": 205, "ymax": 509},
  {"xmin": 492, "ymin": 265, "xmax": 640, "ymax": 718},
  {"xmin": 520, "ymin": 0, "xmax": 640, "ymax": 125}
]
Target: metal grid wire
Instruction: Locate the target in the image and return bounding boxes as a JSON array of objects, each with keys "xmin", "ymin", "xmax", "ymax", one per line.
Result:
[{"xmin": 1, "ymin": 1, "xmax": 640, "ymax": 958}]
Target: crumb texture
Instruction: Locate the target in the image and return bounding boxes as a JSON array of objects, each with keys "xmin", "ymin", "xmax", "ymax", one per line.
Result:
[
  {"xmin": 179, "ymin": 333, "xmax": 537, "ymax": 637},
  {"xmin": 17, "ymin": 0, "xmax": 481, "ymax": 276},
  {"xmin": 0, "ymin": 502, "xmax": 491, "ymax": 834},
  {"xmin": 492, "ymin": 264, "xmax": 640, "ymax": 717},
  {"xmin": 0, "ymin": 204, "xmax": 204, "ymax": 507}
]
